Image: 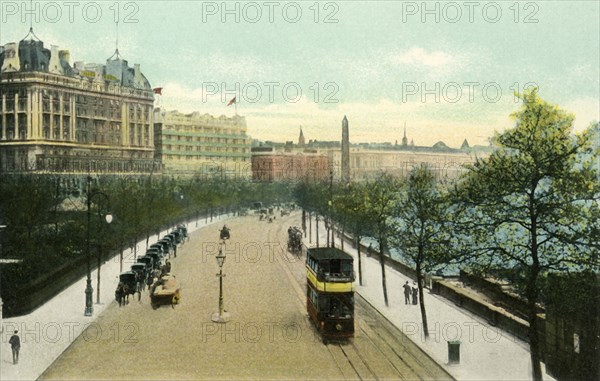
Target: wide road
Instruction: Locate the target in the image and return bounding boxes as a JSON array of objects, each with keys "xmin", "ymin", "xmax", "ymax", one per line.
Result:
[{"xmin": 40, "ymin": 212, "xmax": 453, "ymax": 380}]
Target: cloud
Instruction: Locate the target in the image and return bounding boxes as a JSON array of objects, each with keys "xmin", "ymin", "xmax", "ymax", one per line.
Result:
[
  {"xmin": 377, "ymin": 46, "xmax": 474, "ymax": 82},
  {"xmin": 390, "ymin": 47, "xmax": 457, "ymax": 68},
  {"xmin": 395, "ymin": 47, "xmax": 455, "ymax": 68}
]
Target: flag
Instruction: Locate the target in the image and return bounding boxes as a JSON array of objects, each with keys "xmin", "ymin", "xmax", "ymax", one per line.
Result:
[
  {"xmin": 227, "ymin": 96, "xmax": 236, "ymax": 106},
  {"xmin": 153, "ymin": 87, "xmax": 163, "ymax": 95}
]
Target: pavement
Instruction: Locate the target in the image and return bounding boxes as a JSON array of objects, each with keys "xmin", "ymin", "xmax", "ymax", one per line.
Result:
[
  {"xmin": 37, "ymin": 213, "xmax": 351, "ymax": 380},
  {"xmin": 302, "ymin": 214, "xmax": 556, "ymax": 381},
  {"xmin": 0, "ymin": 210, "xmax": 556, "ymax": 381},
  {"xmin": 0, "ymin": 213, "xmax": 233, "ymax": 381}
]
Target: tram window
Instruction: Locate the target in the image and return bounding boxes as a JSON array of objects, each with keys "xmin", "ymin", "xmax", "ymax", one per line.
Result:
[
  {"xmin": 308, "ymin": 258, "xmax": 316, "ymax": 272},
  {"xmin": 330, "ymin": 298, "xmax": 341, "ymax": 316},
  {"xmin": 318, "ymin": 295, "xmax": 329, "ymax": 313},
  {"xmin": 330, "ymin": 260, "xmax": 340, "ymax": 274},
  {"xmin": 308, "ymin": 288, "xmax": 319, "ymax": 307},
  {"xmin": 341, "ymin": 261, "xmax": 353, "ymax": 274},
  {"xmin": 340, "ymin": 301, "xmax": 352, "ymax": 317}
]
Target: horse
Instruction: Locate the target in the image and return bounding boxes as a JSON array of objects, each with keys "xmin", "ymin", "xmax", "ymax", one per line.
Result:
[
  {"xmin": 121, "ymin": 284, "xmax": 133, "ymax": 305},
  {"xmin": 115, "ymin": 283, "xmax": 126, "ymax": 307}
]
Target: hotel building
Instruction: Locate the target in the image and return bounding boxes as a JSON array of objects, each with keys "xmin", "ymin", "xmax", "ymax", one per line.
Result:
[
  {"xmin": 0, "ymin": 29, "xmax": 156, "ymax": 175},
  {"xmin": 153, "ymin": 108, "xmax": 251, "ymax": 178}
]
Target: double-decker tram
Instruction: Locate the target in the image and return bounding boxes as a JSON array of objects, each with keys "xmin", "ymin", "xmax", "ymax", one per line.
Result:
[{"xmin": 306, "ymin": 247, "xmax": 355, "ymax": 343}]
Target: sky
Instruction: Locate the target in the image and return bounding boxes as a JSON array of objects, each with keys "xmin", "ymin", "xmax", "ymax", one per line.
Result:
[{"xmin": 1, "ymin": 0, "xmax": 598, "ymax": 147}]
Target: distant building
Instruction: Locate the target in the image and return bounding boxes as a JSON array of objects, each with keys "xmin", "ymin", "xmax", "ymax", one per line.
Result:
[
  {"xmin": 252, "ymin": 118, "xmax": 481, "ymax": 182},
  {"xmin": 328, "ymin": 147, "xmax": 476, "ymax": 181},
  {"xmin": 298, "ymin": 127, "xmax": 305, "ymax": 146},
  {"xmin": 402, "ymin": 123, "xmax": 408, "ymax": 147},
  {"xmin": 251, "ymin": 146, "xmax": 330, "ymax": 182},
  {"xmin": 0, "ymin": 29, "xmax": 156, "ymax": 174},
  {"xmin": 153, "ymin": 108, "xmax": 251, "ymax": 178},
  {"xmin": 330, "ymin": 118, "xmax": 477, "ymax": 181}
]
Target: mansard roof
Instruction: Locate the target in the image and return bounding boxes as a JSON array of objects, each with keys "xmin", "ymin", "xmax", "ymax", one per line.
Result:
[{"xmin": 0, "ymin": 29, "xmax": 151, "ymax": 90}]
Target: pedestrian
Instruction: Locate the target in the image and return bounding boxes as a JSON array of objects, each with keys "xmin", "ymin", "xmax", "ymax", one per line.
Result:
[
  {"xmin": 403, "ymin": 281, "xmax": 411, "ymax": 304},
  {"xmin": 367, "ymin": 243, "xmax": 373, "ymax": 257},
  {"xmin": 412, "ymin": 282, "xmax": 418, "ymax": 305},
  {"xmin": 9, "ymin": 330, "xmax": 20, "ymax": 364}
]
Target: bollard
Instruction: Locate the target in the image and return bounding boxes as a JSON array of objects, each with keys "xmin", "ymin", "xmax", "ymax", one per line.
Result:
[{"xmin": 448, "ymin": 340, "xmax": 461, "ymax": 364}]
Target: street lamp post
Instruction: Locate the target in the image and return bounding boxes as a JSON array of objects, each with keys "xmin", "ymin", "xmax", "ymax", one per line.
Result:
[
  {"xmin": 211, "ymin": 246, "xmax": 230, "ymax": 323},
  {"xmin": 0, "ymin": 224, "xmax": 6, "ymax": 333},
  {"xmin": 96, "ymin": 213, "xmax": 113, "ymax": 304},
  {"xmin": 84, "ymin": 176, "xmax": 112, "ymax": 316}
]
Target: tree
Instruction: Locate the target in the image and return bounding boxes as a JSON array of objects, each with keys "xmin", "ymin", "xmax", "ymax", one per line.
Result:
[
  {"xmin": 333, "ymin": 181, "xmax": 372, "ymax": 286},
  {"xmin": 363, "ymin": 173, "xmax": 401, "ymax": 306},
  {"xmin": 455, "ymin": 90, "xmax": 600, "ymax": 381},
  {"xmin": 294, "ymin": 180, "xmax": 329, "ymax": 246},
  {"xmin": 390, "ymin": 164, "xmax": 454, "ymax": 338}
]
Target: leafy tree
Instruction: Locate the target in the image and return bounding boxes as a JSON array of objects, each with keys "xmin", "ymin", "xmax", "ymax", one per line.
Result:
[
  {"xmin": 390, "ymin": 164, "xmax": 455, "ymax": 338},
  {"xmin": 455, "ymin": 90, "xmax": 600, "ymax": 381},
  {"xmin": 363, "ymin": 173, "xmax": 401, "ymax": 306},
  {"xmin": 333, "ymin": 181, "xmax": 373, "ymax": 286},
  {"xmin": 294, "ymin": 180, "xmax": 329, "ymax": 246}
]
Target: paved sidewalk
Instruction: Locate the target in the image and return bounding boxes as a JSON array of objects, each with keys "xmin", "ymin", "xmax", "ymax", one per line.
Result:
[
  {"xmin": 303, "ymin": 215, "xmax": 555, "ymax": 381},
  {"xmin": 0, "ymin": 213, "xmax": 232, "ymax": 381}
]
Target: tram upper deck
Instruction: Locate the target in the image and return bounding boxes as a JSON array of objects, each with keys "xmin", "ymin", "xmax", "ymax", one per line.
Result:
[{"xmin": 306, "ymin": 248, "xmax": 354, "ymax": 292}]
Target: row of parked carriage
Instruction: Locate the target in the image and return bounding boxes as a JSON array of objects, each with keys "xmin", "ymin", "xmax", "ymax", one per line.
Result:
[{"xmin": 116, "ymin": 225, "xmax": 188, "ymax": 308}]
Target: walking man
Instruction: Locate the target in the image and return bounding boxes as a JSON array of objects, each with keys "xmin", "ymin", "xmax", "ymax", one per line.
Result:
[
  {"xmin": 403, "ymin": 281, "xmax": 411, "ymax": 304},
  {"xmin": 9, "ymin": 330, "xmax": 20, "ymax": 364},
  {"xmin": 412, "ymin": 282, "xmax": 419, "ymax": 305}
]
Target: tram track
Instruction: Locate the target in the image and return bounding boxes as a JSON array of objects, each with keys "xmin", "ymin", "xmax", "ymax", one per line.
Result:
[{"xmin": 268, "ymin": 213, "xmax": 453, "ymax": 380}]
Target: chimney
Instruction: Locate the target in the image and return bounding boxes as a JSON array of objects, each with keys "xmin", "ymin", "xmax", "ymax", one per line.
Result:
[
  {"xmin": 49, "ymin": 45, "xmax": 62, "ymax": 74},
  {"xmin": 59, "ymin": 50, "xmax": 70, "ymax": 64},
  {"xmin": 1, "ymin": 43, "xmax": 20, "ymax": 72}
]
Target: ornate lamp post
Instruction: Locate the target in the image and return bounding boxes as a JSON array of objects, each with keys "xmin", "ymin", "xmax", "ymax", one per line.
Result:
[
  {"xmin": 84, "ymin": 176, "xmax": 112, "ymax": 317},
  {"xmin": 211, "ymin": 247, "xmax": 230, "ymax": 323}
]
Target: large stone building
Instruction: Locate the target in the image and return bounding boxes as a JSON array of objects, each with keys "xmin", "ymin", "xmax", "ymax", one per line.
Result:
[
  {"xmin": 153, "ymin": 108, "xmax": 251, "ymax": 178},
  {"xmin": 333, "ymin": 116, "xmax": 481, "ymax": 181},
  {"xmin": 329, "ymin": 147, "xmax": 477, "ymax": 181},
  {"xmin": 251, "ymin": 146, "xmax": 330, "ymax": 182},
  {"xmin": 0, "ymin": 29, "xmax": 156, "ymax": 175}
]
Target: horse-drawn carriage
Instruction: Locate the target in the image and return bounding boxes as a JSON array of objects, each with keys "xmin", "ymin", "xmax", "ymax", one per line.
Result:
[
  {"xmin": 220, "ymin": 225, "xmax": 230, "ymax": 240},
  {"xmin": 115, "ymin": 271, "xmax": 139, "ymax": 306},
  {"xmin": 175, "ymin": 225, "xmax": 188, "ymax": 242},
  {"xmin": 150, "ymin": 274, "xmax": 181, "ymax": 309},
  {"xmin": 287, "ymin": 226, "xmax": 303, "ymax": 255},
  {"xmin": 131, "ymin": 263, "xmax": 148, "ymax": 291}
]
